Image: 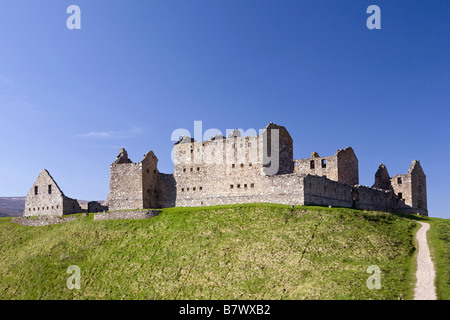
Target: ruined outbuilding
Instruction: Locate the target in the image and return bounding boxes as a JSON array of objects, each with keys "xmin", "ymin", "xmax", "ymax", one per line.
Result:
[{"xmin": 24, "ymin": 169, "xmax": 106, "ymax": 217}]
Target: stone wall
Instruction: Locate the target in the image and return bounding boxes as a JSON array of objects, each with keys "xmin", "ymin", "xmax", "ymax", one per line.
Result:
[
  {"xmin": 261, "ymin": 123, "xmax": 294, "ymax": 175},
  {"xmin": 12, "ymin": 215, "xmax": 76, "ymax": 226},
  {"xmin": 294, "ymin": 154, "xmax": 338, "ymax": 181},
  {"xmin": 293, "ymin": 147, "xmax": 358, "ymax": 186},
  {"xmin": 174, "ymin": 173, "xmax": 305, "ymax": 207},
  {"xmin": 62, "ymin": 196, "xmax": 82, "ymax": 215},
  {"xmin": 24, "ymin": 169, "xmax": 67, "ymax": 217},
  {"xmin": 87, "ymin": 201, "xmax": 108, "ymax": 213},
  {"xmin": 141, "ymin": 151, "xmax": 160, "ymax": 209},
  {"xmin": 94, "ymin": 210, "xmax": 161, "ymax": 221},
  {"xmin": 105, "ymin": 161, "xmax": 143, "ymax": 210},
  {"xmin": 303, "ymin": 175, "xmax": 353, "ymax": 208},
  {"xmin": 352, "ymin": 185, "xmax": 394, "ymax": 212},
  {"xmin": 336, "ymin": 147, "xmax": 359, "ymax": 186},
  {"xmin": 158, "ymin": 173, "xmax": 176, "ymax": 208},
  {"xmin": 373, "ymin": 164, "xmax": 391, "ymax": 190}
]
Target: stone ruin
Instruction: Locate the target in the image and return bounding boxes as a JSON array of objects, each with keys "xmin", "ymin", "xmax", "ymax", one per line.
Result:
[
  {"xmin": 23, "ymin": 169, "xmax": 106, "ymax": 217},
  {"xmin": 24, "ymin": 122, "xmax": 428, "ymax": 217}
]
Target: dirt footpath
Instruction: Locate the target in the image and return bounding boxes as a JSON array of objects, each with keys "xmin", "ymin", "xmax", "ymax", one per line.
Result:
[{"xmin": 414, "ymin": 222, "xmax": 437, "ymax": 300}]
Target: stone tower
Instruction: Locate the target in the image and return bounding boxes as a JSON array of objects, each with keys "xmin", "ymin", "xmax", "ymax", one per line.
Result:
[
  {"xmin": 261, "ymin": 122, "xmax": 294, "ymax": 175},
  {"xmin": 104, "ymin": 148, "xmax": 160, "ymax": 210},
  {"xmin": 391, "ymin": 160, "xmax": 427, "ymax": 216}
]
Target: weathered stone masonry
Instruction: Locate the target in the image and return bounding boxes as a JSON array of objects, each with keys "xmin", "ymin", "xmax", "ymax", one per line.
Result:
[
  {"xmin": 102, "ymin": 122, "xmax": 428, "ymax": 216},
  {"xmin": 24, "ymin": 122, "xmax": 428, "ymax": 217},
  {"xmin": 24, "ymin": 169, "xmax": 106, "ymax": 217}
]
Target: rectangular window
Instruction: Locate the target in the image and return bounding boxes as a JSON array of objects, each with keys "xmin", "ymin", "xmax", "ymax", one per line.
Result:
[
  {"xmin": 310, "ymin": 160, "xmax": 315, "ymax": 169},
  {"xmin": 193, "ymin": 187, "xmax": 196, "ymax": 191},
  {"xmin": 34, "ymin": 186, "xmax": 39, "ymax": 195},
  {"xmin": 321, "ymin": 159, "xmax": 327, "ymax": 168},
  {"xmin": 244, "ymin": 184, "xmax": 247, "ymax": 188},
  {"xmin": 398, "ymin": 192, "xmax": 403, "ymax": 200},
  {"xmin": 230, "ymin": 185, "xmax": 234, "ymax": 189},
  {"xmin": 199, "ymin": 187, "xmax": 203, "ymax": 191},
  {"xmin": 251, "ymin": 183, "xmax": 255, "ymax": 188},
  {"xmin": 181, "ymin": 188, "xmax": 184, "ymax": 192},
  {"xmin": 48, "ymin": 185, "xmax": 52, "ymax": 194},
  {"xmin": 237, "ymin": 184, "xmax": 241, "ymax": 188},
  {"xmin": 397, "ymin": 177, "xmax": 402, "ymax": 184},
  {"xmin": 232, "ymin": 164, "xmax": 235, "ymax": 168}
]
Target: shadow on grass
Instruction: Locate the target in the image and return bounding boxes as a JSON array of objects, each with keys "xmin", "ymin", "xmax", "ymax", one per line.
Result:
[{"xmin": 391, "ymin": 212, "xmax": 430, "ymax": 222}]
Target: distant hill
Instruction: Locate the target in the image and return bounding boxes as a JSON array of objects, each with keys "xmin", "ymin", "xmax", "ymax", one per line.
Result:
[{"xmin": 0, "ymin": 197, "xmax": 25, "ymax": 217}]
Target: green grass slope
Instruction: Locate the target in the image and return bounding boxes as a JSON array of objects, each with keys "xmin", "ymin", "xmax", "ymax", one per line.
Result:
[
  {"xmin": 0, "ymin": 204, "xmax": 421, "ymax": 300},
  {"xmin": 428, "ymin": 218, "xmax": 450, "ymax": 300},
  {"xmin": 392, "ymin": 213, "xmax": 449, "ymax": 300}
]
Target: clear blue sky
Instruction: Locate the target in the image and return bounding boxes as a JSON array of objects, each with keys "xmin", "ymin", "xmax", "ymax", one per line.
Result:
[{"xmin": 0, "ymin": 1, "xmax": 448, "ymax": 218}]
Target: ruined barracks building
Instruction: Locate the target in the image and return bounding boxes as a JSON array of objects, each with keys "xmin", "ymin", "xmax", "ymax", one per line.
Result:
[
  {"xmin": 24, "ymin": 123, "xmax": 428, "ymax": 217},
  {"xmin": 23, "ymin": 169, "xmax": 106, "ymax": 217}
]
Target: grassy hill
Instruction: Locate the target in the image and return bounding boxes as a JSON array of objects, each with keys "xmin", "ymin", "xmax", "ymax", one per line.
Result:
[{"xmin": 0, "ymin": 204, "xmax": 434, "ymax": 300}]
